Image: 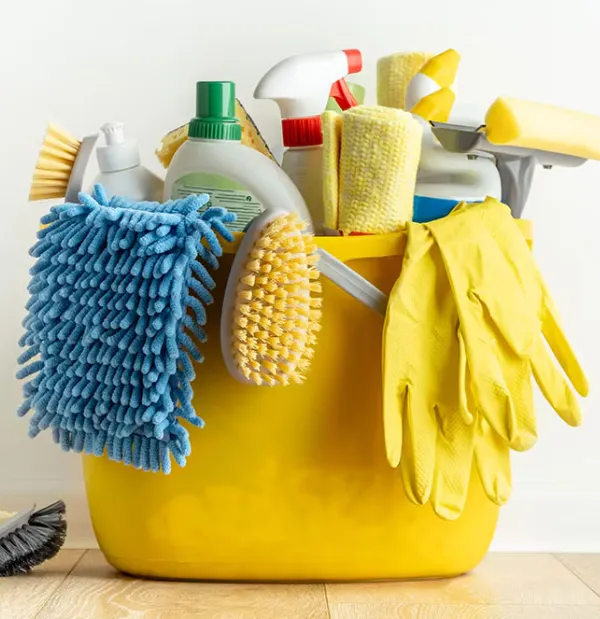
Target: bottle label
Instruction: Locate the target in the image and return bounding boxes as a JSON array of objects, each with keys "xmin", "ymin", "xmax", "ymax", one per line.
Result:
[{"xmin": 170, "ymin": 173, "xmax": 263, "ymax": 232}]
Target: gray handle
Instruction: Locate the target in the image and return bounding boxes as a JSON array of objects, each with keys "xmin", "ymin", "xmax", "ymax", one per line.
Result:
[
  {"xmin": 317, "ymin": 248, "xmax": 388, "ymax": 316},
  {"xmin": 494, "ymin": 155, "xmax": 536, "ymax": 219}
]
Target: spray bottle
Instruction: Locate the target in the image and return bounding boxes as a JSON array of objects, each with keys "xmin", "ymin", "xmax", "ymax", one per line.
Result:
[
  {"xmin": 254, "ymin": 50, "xmax": 362, "ymax": 233},
  {"xmin": 92, "ymin": 122, "xmax": 164, "ymax": 202}
]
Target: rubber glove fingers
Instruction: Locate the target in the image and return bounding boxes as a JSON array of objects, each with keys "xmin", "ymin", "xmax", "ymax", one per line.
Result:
[
  {"xmin": 431, "ymin": 403, "xmax": 476, "ymax": 520},
  {"xmin": 531, "ymin": 333, "xmax": 583, "ymax": 427},
  {"xmin": 466, "ymin": 197, "xmax": 588, "ymax": 399},
  {"xmin": 474, "ymin": 416, "xmax": 512, "ymax": 506},
  {"xmin": 459, "ymin": 314, "xmax": 536, "ymax": 450},
  {"xmin": 541, "ymin": 285, "xmax": 589, "ymax": 398},
  {"xmin": 400, "ymin": 385, "xmax": 437, "ymax": 505}
]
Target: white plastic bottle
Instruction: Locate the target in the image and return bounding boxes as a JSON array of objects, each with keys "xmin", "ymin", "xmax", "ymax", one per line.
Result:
[
  {"xmin": 164, "ymin": 82, "xmax": 311, "ymax": 232},
  {"xmin": 92, "ymin": 122, "xmax": 164, "ymax": 201},
  {"xmin": 254, "ymin": 50, "xmax": 362, "ymax": 233}
]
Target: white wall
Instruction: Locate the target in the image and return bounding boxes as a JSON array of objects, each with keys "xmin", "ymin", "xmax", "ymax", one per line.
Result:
[{"xmin": 1, "ymin": 0, "xmax": 599, "ymax": 551}]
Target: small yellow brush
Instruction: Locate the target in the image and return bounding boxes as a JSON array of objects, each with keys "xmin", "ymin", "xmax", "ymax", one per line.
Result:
[
  {"xmin": 221, "ymin": 210, "xmax": 322, "ymax": 386},
  {"xmin": 29, "ymin": 124, "xmax": 99, "ymax": 202}
]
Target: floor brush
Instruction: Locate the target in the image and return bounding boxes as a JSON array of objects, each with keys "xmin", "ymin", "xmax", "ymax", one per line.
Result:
[{"xmin": 0, "ymin": 501, "xmax": 67, "ymax": 577}]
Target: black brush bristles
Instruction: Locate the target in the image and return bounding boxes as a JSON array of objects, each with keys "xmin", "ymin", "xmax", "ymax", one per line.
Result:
[{"xmin": 0, "ymin": 501, "xmax": 67, "ymax": 577}]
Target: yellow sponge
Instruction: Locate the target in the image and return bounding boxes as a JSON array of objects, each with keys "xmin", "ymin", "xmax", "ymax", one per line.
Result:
[
  {"xmin": 377, "ymin": 52, "xmax": 432, "ymax": 110},
  {"xmin": 156, "ymin": 99, "xmax": 276, "ymax": 168},
  {"xmin": 338, "ymin": 106, "xmax": 422, "ymax": 235},
  {"xmin": 411, "ymin": 87, "xmax": 456, "ymax": 123},
  {"xmin": 321, "ymin": 111, "xmax": 343, "ymax": 230},
  {"xmin": 485, "ymin": 97, "xmax": 600, "ymax": 160}
]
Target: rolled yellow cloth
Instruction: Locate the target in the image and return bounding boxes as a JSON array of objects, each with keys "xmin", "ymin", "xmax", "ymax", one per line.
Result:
[{"xmin": 338, "ymin": 105, "xmax": 422, "ymax": 234}]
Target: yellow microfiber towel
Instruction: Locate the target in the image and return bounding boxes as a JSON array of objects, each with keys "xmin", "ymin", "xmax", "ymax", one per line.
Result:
[
  {"xmin": 321, "ymin": 111, "xmax": 343, "ymax": 231},
  {"xmin": 338, "ymin": 106, "xmax": 422, "ymax": 235},
  {"xmin": 377, "ymin": 52, "xmax": 432, "ymax": 110},
  {"xmin": 411, "ymin": 87, "xmax": 456, "ymax": 123},
  {"xmin": 485, "ymin": 97, "xmax": 600, "ymax": 160}
]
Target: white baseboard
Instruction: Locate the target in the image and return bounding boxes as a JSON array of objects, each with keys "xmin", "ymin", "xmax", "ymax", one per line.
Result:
[{"xmin": 4, "ymin": 481, "xmax": 600, "ymax": 553}]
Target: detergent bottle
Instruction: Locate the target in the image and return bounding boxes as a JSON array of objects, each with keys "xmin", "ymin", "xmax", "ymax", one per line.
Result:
[
  {"xmin": 254, "ymin": 50, "xmax": 362, "ymax": 233},
  {"xmin": 405, "ymin": 49, "xmax": 501, "ymax": 222},
  {"xmin": 163, "ymin": 81, "xmax": 311, "ymax": 232},
  {"xmin": 93, "ymin": 122, "xmax": 164, "ymax": 202}
]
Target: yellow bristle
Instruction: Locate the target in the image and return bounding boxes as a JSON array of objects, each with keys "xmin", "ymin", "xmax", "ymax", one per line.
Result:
[
  {"xmin": 29, "ymin": 124, "xmax": 82, "ymax": 202},
  {"xmin": 227, "ymin": 213, "xmax": 321, "ymax": 386}
]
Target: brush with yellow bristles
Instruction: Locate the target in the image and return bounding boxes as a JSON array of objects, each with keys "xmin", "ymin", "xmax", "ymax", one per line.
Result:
[
  {"xmin": 221, "ymin": 210, "xmax": 388, "ymax": 387},
  {"xmin": 29, "ymin": 124, "xmax": 99, "ymax": 202},
  {"xmin": 221, "ymin": 210, "xmax": 322, "ymax": 386}
]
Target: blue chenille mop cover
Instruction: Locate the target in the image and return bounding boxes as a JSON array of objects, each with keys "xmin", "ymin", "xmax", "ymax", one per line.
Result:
[{"xmin": 16, "ymin": 185, "xmax": 235, "ymax": 473}]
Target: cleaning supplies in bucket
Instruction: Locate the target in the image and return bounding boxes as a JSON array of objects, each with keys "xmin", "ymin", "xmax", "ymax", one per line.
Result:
[
  {"xmin": 17, "ymin": 186, "xmax": 235, "ymax": 473},
  {"xmin": 164, "ymin": 81, "xmax": 311, "ymax": 232},
  {"xmin": 254, "ymin": 50, "xmax": 363, "ymax": 232},
  {"xmin": 29, "ymin": 125, "xmax": 98, "ymax": 203},
  {"xmin": 383, "ymin": 199, "xmax": 588, "ymax": 519},
  {"xmin": 92, "ymin": 122, "xmax": 164, "ymax": 202}
]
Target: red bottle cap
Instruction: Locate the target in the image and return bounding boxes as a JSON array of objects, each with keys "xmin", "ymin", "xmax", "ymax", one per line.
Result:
[
  {"xmin": 282, "ymin": 116, "xmax": 323, "ymax": 147},
  {"xmin": 343, "ymin": 49, "xmax": 363, "ymax": 74}
]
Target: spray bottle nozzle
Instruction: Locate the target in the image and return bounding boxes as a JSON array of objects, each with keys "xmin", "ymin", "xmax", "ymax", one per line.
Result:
[
  {"xmin": 329, "ymin": 79, "xmax": 358, "ymax": 111},
  {"xmin": 100, "ymin": 121, "xmax": 126, "ymax": 146},
  {"xmin": 343, "ymin": 49, "xmax": 362, "ymax": 74}
]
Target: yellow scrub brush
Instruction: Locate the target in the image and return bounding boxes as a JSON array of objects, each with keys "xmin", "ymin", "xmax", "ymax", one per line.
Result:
[
  {"xmin": 222, "ymin": 210, "xmax": 388, "ymax": 386},
  {"xmin": 221, "ymin": 210, "xmax": 322, "ymax": 386},
  {"xmin": 29, "ymin": 124, "xmax": 98, "ymax": 202}
]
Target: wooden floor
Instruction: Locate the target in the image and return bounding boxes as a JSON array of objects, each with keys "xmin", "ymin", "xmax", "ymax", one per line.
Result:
[{"xmin": 2, "ymin": 551, "xmax": 600, "ymax": 618}]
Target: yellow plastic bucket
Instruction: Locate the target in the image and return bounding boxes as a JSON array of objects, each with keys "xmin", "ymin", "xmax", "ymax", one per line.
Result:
[{"xmin": 83, "ymin": 224, "xmax": 531, "ymax": 581}]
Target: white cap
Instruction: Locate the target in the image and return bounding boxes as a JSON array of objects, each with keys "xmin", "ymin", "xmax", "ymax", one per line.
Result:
[{"xmin": 96, "ymin": 122, "xmax": 140, "ymax": 172}]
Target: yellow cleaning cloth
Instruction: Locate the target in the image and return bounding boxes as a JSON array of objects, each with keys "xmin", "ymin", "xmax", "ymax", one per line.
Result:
[
  {"xmin": 338, "ymin": 106, "xmax": 422, "ymax": 235},
  {"xmin": 411, "ymin": 87, "xmax": 456, "ymax": 123},
  {"xmin": 377, "ymin": 52, "xmax": 432, "ymax": 110},
  {"xmin": 321, "ymin": 111, "xmax": 343, "ymax": 231},
  {"xmin": 485, "ymin": 97, "xmax": 600, "ymax": 160}
]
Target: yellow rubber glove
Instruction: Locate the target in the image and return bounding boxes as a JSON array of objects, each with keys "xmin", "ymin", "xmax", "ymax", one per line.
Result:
[
  {"xmin": 428, "ymin": 199, "xmax": 588, "ymax": 451},
  {"xmin": 383, "ymin": 223, "xmax": 475, "ymax": 519}
]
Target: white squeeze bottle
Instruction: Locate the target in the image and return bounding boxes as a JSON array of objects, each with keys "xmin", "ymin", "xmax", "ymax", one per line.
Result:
[
  {"xmin": 164, "ymin": 81, "xmax": 310, "ymax": 232},
  {"xmin": 254, "ymin": 50, "xmax": 363, "ymax": 233},
  {"xmin": 93, "ymin": 122, "xmax": 164, "ymax": 201}
]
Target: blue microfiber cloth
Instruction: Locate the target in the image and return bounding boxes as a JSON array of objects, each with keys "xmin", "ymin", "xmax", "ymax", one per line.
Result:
[{"xmin": 17, "ymin": 185, "xmax": 235, "ymax": 473}]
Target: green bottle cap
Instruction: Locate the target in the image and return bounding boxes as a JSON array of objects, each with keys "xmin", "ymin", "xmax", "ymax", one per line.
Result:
[{"xmin": 189, "ymin": 81, "xmax": 242, "ymax": 141}]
